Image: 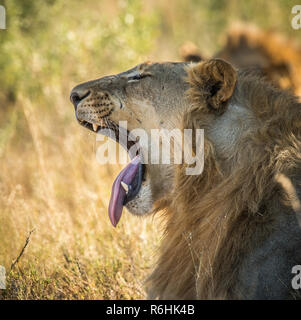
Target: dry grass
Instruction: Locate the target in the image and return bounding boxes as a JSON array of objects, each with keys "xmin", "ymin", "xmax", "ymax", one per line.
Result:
[
  {"xmin": 0, "ymin": 93, "xmax": 160, "ymax": 299},
  {"xmin": 0, "ymin": 0, "xmax": 163, "ymax": 300}
]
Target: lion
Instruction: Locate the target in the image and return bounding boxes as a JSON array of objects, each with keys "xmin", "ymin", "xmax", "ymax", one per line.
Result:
[
  {"xmin": 180, "ymin": 24, "xmax": 301, "ymax": 97},
  {"xmin": 70, "ymin": 58, "xmax": 301, "ymax": 299}
]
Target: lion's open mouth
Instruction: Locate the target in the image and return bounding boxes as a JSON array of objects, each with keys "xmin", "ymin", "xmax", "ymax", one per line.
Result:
[{"xmin": 78, "ymin": 118, "xmax": 145, "ymax": 227}]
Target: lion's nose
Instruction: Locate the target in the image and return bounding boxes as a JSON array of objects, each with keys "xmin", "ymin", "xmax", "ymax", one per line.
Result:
[{"xmin": 70, "ymin": 90, "xmax": 90, "ymax": 109}]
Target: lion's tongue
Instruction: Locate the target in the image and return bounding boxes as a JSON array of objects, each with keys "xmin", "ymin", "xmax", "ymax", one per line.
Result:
[{"xmin": 108, "ymin": 156, "xmax": 140, "ymax": 227}]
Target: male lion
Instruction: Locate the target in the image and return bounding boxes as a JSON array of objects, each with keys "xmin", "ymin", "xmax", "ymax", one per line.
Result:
[
  {"xmin": 181, "ymin": 25, "xmax": 301, "ymax": 97},
  {"xmin": 70, "ymin": 59, "xmax": 301, "ymax": 299}
]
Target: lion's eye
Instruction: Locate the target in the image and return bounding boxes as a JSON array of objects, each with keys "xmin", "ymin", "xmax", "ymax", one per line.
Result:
[
  {"xmin": 131, "ymin": 74, "xmax": 142, "ymax": 80},
  {"xmin": 128, "ymin": 73, "xmax": 151, "ymax": 82}
]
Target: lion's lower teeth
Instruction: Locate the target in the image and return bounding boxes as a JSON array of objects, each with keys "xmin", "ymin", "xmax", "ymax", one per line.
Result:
[
  {"xmin": 92, "ymin": 124, "xmax": 99, "ymax": 132},
  {"xmin": 121, "ymin": 181, "xmax": 129, "ymax": 193}
]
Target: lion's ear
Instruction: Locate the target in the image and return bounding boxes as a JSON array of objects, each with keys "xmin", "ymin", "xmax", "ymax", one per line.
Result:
[{"xmin": 187, "ymin": 59, "xmax": 237, "ymax": 114}]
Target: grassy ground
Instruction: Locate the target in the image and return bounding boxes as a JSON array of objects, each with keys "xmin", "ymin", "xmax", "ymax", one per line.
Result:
[
  {"xmin": 0, "ymin": 95, "xmax": 161, "ymax": 299},
  {"xmin": 0, "ymin": 0, "xmax": 300, "ymax": 299}
]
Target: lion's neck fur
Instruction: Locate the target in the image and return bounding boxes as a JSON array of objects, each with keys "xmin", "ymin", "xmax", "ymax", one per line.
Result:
[
  {"xmin": 147, "ymin": 72, "xmax": 301, "ymax": 299},
  {"xmin": 208, "ymin": 103, "xmax": 256, "ymax": 161}
]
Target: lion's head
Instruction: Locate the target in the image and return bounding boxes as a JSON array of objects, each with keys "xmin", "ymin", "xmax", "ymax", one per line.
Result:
[
  {"xmin": 71, "ymin": 59, "xmax": 301, "ymax": 299},
  {"xmin": 70, "ymin": 60, "xmax": 238, "ymax": 225}
]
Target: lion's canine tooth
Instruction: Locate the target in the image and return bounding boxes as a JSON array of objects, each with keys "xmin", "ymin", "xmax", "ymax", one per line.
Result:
[
  {"xmin": 92, "ymin": 123, "xmax": 99, "ymax": 132},
  {"xmin": 100, "ymin": 119, "xmax": 105, "ymax": 127},
  {"xmin": 121, "ymin": 181, "xmax": 129, "ymax": 193}
]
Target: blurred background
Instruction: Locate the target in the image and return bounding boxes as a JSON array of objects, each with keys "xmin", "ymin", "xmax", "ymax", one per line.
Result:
[{"xmin": 0, "ymin": 0, "xmax": 300, "ymax": 299}]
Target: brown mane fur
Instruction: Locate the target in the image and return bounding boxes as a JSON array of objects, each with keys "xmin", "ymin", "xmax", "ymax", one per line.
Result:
[{"xmin": 146, "ymin": 60, "xmax": 301, "ymax": 299}]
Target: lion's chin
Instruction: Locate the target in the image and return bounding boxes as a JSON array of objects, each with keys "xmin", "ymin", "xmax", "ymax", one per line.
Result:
[{"xmin": 124, "ymin": 182, "xmax": 154, "ymax": 217}]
